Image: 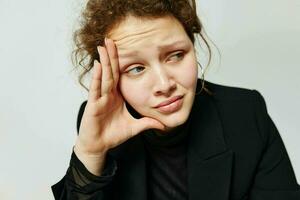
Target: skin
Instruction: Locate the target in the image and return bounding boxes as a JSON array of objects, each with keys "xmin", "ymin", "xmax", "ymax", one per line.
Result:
[
  {"xmin": 109, "ymin": 15, "xmax": 198, "ymax": 133},
  {"xmin": 74, "ymin": 15, "xmax": 198, "ymax": 175}
]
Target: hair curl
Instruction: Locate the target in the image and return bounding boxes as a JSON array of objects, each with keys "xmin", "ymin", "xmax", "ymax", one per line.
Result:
[{"xmin": 73, "ymin": 0, "xmax": 215, "ymax": 94}]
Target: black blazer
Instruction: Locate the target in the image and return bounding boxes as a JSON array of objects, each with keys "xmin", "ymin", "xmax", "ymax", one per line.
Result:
[{"xmin": 52, "ymin": 80, "xmax": 300, "ymax": 200}]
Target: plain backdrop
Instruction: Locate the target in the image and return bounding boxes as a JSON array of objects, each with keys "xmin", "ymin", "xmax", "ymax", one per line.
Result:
[{"xmin": 0, "ymin": 0, "xmax": 299, "ymax": 199}]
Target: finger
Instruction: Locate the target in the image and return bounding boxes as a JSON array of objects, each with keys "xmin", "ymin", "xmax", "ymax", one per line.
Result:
[
  {"xmin": 105, "ymin": 38, "xmax": 120, "ymax": 88},
  {"xmin": 88, "ymin": 60, "xmax": 102, "ymax": 101},
  {"xmin": 131, "ymin": 117, "xmax": 166, "ymax": 137},
  {"xmin": 97, "ymin": 46, "xmax": 114, "ymax": 96}
]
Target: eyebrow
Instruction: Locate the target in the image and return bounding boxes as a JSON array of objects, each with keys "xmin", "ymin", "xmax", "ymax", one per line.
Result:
[
  {"xmin": 158, "ymin": 40, "xmax": 187, "ymax": 51},
  {"xmin": 118, "ymin": 40, "xmax": 187, "ymax": 58}
]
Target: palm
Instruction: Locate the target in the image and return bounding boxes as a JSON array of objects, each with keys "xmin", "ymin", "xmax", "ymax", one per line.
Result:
[{"xmin": 76, "ymin": 38, "xmax": 165, "ymax": 155}]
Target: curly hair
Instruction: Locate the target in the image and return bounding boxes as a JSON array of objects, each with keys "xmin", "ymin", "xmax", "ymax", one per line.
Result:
[{"xmin": 73, "ymin": 0, "xmax": 214, "ymax": 92}]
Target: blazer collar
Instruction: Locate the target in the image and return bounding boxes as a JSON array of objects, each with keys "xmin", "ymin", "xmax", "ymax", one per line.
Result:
[
  {"xmin": 186, "ymin": 89, "xmax": 233, "ymax": 200},
  {"xmin": 110, "ymin": 81, "xmax": 233, "ymax": 200}
]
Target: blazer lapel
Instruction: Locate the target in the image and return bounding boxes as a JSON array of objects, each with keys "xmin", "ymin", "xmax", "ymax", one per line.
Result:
[{"xmin": 187, "ymin": 92, "xmax": 233, "ymax": 200}]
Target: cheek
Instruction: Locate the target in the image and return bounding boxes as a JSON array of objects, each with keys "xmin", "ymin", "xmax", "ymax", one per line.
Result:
[
  {"xmin": 119, "ymin": 79, "xmax": 150, "ymax": 109},
  {"xmin": 177, "ymin": 55, "xmax": 198, "ymax": 88}
]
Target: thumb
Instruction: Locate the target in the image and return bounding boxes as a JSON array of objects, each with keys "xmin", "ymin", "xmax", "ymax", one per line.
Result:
[{"xmin": 132, "ymin": 117, "xmax": 166, "ymax": 136}]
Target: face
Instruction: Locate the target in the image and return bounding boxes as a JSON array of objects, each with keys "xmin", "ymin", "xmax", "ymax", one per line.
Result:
[{"xmin": 108, "ymin": 15, "xmax": 198, "ymax": 133}]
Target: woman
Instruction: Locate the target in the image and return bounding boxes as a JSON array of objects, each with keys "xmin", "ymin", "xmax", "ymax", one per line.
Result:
[{"xmin": 52, "ymin": 0, "xmax": 300, "ymax": 199}]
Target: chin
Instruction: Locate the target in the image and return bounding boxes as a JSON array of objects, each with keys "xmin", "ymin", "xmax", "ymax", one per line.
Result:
[
  {"xmin": 152, "ymin": 105, "xmax": 191, "ymax": 130},
  {"xmin": 151, "ymin": 93, "xmax": 195, "ymax": 130}
]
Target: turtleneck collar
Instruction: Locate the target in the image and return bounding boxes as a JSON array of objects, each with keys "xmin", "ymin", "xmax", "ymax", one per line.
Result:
[{"xmin": 142, "ymin": 114, "xmax": 192, "ymax": 147}]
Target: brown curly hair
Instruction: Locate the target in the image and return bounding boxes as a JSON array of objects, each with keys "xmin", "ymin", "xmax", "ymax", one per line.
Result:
[{"xmin": 73, "ymin": 0, "xmax": 214, "ymax": 93}]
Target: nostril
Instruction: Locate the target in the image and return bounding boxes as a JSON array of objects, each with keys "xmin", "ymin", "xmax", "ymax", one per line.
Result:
[{"xmin": 154, "ymin": 82, "xmax": 176, "ymax": 96}]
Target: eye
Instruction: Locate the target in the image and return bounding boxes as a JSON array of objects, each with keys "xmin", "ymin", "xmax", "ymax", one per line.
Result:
[
  {"xmin": 126, "ymin": 66, "xmax": 145, "ymax": 75},
  {"xmin": 168, "ymin": 52, "xmax": 184, "ymax": 62}
]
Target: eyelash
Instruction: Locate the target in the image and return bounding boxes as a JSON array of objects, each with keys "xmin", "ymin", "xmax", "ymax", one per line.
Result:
[
  {"xmin": 169, "ymin": 52, "xmax": 184, "ymax": 61},
  {"xmin": 125, "ymin": 52, "xmax": 185, "ymax": 75}
]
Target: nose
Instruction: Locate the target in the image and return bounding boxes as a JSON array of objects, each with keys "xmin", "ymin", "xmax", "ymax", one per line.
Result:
[{"xmin": 152, "ymin": 67, "xmax": 176, "ymax": 96}]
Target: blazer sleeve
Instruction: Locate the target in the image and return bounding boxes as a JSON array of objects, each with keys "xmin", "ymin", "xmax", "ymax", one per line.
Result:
[
  {"xmin": 51, "ymin": 101, "xmax": 118, "ymax": 200},
  {"xmin": 248, "ymin": 90, "xmax": 300, "ymax": 199}
]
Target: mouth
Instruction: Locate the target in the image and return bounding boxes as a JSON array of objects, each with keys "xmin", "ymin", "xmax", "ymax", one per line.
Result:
[{"xmin": 154, "ymin": 95, "xmax": 184, "ymax": 114}]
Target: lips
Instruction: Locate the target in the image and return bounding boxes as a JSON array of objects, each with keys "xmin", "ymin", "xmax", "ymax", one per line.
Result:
[{"xmin": 154, "ymin": 95, "xmax": 183, "ymax": 108}]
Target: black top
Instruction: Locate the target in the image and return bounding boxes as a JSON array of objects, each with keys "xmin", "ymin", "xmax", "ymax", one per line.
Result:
[{"xmin": 142, "ymin": 116, "xmax": 191, "ymax": 200}]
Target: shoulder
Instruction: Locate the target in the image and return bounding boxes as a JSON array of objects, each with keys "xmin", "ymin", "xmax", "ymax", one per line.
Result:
[
  {"xmin": 201, "ymin": 81, "xmax": 282, "ymax": 162},
  {"xmin": 202, "ymin": 80, "xmax": 269, "ymax": 142},
  {"xmin": 203, "ymin": 79, "xmax": 268, "ymax": 118},
  {"xmin": 202, "ymin": 80, "xmax": 267, "ymax": 119},
  {"xmin": 204, "ymin": 80, "xmax": 263, "ymax": 102}
]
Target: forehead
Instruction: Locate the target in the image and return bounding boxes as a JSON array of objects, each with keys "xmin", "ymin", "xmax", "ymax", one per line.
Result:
[{"xmin": 107, "ymin": 15, "xmax": 190, "ymax": 52}]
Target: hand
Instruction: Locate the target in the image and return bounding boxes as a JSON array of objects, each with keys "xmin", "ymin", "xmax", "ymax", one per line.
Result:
[{"xmin": 75, "ymin": 38, "xmax": 165, "ymax": 157}]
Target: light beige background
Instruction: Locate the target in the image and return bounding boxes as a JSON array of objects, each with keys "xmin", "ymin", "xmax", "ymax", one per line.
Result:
[{"xmin": 0, "ymin": 0, "xmax": 299, "ymax": 199}]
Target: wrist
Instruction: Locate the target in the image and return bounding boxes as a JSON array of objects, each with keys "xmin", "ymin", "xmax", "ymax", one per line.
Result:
[
  {"xmin": 73, "ymin": 145, "xmax": 107, "ymax": 176},
  {"xmin": 74, "ymin": 137, "xmax": 108, "ymax": 157}
]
